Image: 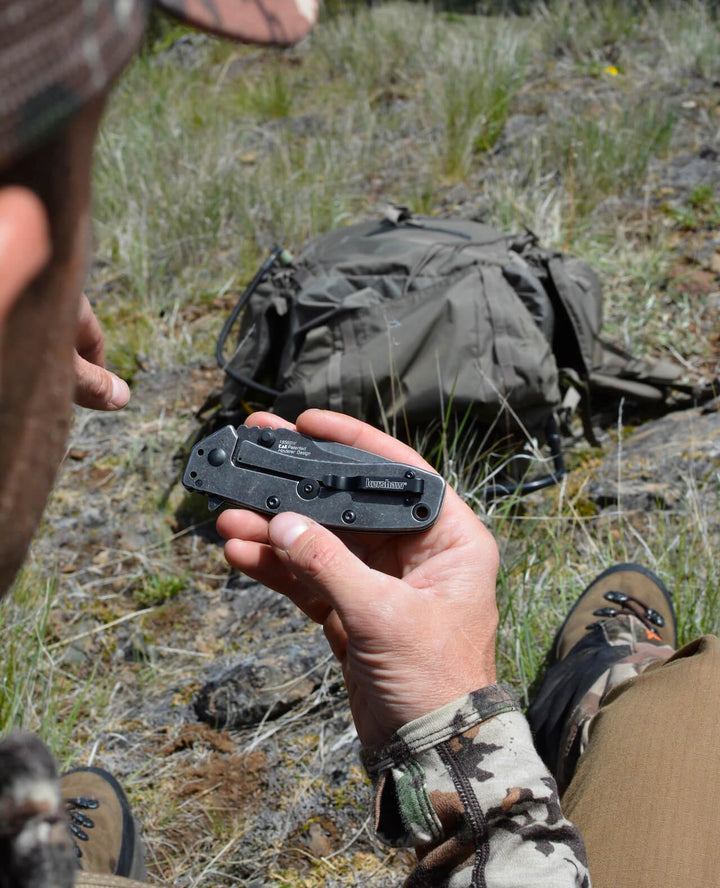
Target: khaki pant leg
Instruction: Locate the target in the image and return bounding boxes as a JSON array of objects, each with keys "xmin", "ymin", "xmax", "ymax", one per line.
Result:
[{"xmin": 562, "ymin": 635, "xmax": 720, "ymax": 888}]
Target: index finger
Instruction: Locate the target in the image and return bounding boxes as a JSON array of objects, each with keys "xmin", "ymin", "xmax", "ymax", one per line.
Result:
[
  {"xmin": 296, "ymin": 409, "xmax": 436, "ymax": 472},
  {"xmin": 245, "ymin": 411, "xmax": 296, "ymax": 432},
  {"xmin": 243, "ymin": 410, "xmax": 474, "ymax": 540},
  {"xmin": 75, "ymin": 294, "xmax": 105, "ymax": 365}
]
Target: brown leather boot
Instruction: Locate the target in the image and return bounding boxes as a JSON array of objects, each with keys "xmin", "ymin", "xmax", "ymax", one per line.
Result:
[
  {"xmin": 528, "ymin": 563, "xmax": 677, "ymax": 780},
  {"xmin": 61, "ymin": 767, "xmax": 146, "ymax": 881},
  {"xmin": 551, "ymin": 562, "xmax": 677, "ymax": 664}
]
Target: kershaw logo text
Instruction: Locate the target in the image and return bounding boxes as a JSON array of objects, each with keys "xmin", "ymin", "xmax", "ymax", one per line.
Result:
[{"xmin": 365, "ymin": 478, "xmax": 406, "ymax": 490}]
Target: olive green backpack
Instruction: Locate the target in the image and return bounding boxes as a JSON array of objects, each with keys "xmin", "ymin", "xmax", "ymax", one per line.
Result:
[{"xmin": 209, "ymin": 208, "xmax": 693, "ymax": 494}]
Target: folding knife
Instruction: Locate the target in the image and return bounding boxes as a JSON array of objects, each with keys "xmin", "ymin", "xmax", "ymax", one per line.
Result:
[{"xmin": 183, "ymin": 425, "xmax": 446, "ymax": 533}]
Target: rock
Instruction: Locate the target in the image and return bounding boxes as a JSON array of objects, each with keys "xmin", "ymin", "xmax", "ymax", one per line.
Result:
[
  {"xmin": 587, "ymin": 405, "xmax": 720, "ymax": 513},
  {"xmin": 667, "ymin": 149, "xmax": 720, "ymax": 191},
  {"xmin": 194, "ymin": 626, "xmax": 333, "ymax": 728}
]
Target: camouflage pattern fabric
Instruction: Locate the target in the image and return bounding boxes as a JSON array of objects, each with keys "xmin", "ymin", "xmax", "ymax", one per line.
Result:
[
  {"xmin": 0, "ymin": 0, "xmax": 148, "ymax": 172},
  {"xmin": 0, "ymin": 0, "xmax": 318, "ymax": 174},
  {"xmin": 554, "ymin": 614, "xmax": 674, "ymax": 794},
  {"xmin": 361, "ymin": 683, "xmax": 590, "ymax": 888}
]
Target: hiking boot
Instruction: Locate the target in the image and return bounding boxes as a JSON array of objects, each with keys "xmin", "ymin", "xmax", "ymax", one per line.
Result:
[
  {"xmin": 61, "ymin": 767, "xmax": 147, "ymax": 881},
  {"xmin": 528, "ymin": 563, "xmax": 677, "ymax": 783},
  {"xmin": 551, "ymin": 562, "xmax": 677, "ymax": 664}
]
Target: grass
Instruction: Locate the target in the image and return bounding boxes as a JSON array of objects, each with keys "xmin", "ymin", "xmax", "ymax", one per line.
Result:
[
  {"xmin": 538, "ymin": 0, "xmax": 646, "ymax": 63},
  {"xmin": 539, "ymin": 97, "xmax": 676, "ymax": 219},
  {"xmin": 6, "ymin": 0, "xmax": 720, "ymax": 884},
  {"xmin": 430, "ymin": 23, "xmax": 530, "ymax": 179},
  {"xmin": 419, "ymin": 396, "xmax": 720, "ymax": 705},
  {"xmin": 0, "ymin": 568, "xmax": 87, "ymax": 769},
  {"xmin": 134, "ymin": 572, "xmax": 188, "ymax": 608}
]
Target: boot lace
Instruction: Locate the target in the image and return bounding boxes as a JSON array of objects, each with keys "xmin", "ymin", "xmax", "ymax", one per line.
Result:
[
  {"xmin": 65, "ymin": 795, "xmax": 99, "ymax": 859},
  {"xmin": 589, "ymin": 590, "xmax": 666, "ymax": 632}
]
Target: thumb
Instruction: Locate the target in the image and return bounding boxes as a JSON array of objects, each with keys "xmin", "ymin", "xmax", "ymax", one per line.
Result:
[
  {"xmin": 73, "ymin": 354, "xmax": 130, "ymax": 410},
  {"xmin": 268, "ymin": 512, "xmax": 379, "ymax": 619}
]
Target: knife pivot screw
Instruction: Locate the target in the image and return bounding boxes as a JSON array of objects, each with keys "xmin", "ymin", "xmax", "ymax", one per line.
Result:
[
  {"xmin": 266, "ymin": 496, "xmax": 280, "ymax": 510},
  {"xmin": 297, "ymin": 479, "xmax": 320, "ymax": 500},
  {"xmin": 342, "ymin": 510, "xmax": 357, "ymax": 525},
  {"xmin": 208, "ymin": 448, "xmax": 227, "ymax": 467},
  {"xmin": 259, "ymin": 429, "xmax": 276, "ymax": 447},
  {"xmin": 412, "ymin": 503, "xmax": 430, "ymax": 522}
]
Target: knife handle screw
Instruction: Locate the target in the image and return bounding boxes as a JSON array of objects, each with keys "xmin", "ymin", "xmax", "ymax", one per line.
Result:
[
  {"xmin": 342, "ymin": 510, "xmax": 357, "ymax": 524},
  {"xmin": 259, "ymin": 429, "xmax": 276, "ymax": 447},
  {"xmin": 405, "ymin": 470, "xmax": 415, "ymax": 479},
  {"xmin": 266, "ymin": 496, "xmax": 280, "ymax": 509}
]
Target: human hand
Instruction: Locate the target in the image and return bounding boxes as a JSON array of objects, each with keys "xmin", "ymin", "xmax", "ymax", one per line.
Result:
[
  {"xmin": 216, "ymin": 409, "xmax": 499, "ymax": 747},
  {"xmin": 73, "ymin": 295, "xmax": 130, "ymax": 410}
]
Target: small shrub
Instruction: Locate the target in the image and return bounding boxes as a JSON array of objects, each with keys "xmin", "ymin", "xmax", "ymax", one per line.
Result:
[{"xmin": 134, "ymin": 573, "xmax": 187, "ymax": 608}]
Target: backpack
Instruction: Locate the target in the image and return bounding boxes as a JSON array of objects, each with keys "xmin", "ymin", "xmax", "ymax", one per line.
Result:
[{"xmin": 206, "ymin": 207, "xmax": 695, "ymax": 494}]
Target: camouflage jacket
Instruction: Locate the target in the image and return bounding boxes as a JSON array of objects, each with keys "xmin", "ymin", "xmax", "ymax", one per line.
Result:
[{"xmin": 361, "ymin": 683, "xmax": 590, "ymax": 887}]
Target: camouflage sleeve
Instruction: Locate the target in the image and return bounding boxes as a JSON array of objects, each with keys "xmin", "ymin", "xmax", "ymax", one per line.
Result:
[{"xmin": 360, "ymin": 684, "xmax": 590, "ymax": 888}]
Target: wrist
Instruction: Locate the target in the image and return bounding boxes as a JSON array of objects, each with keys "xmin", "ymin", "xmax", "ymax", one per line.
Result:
[{"xmin": 361, "ymin": 683, "xmax": 520, "ymax": 775}]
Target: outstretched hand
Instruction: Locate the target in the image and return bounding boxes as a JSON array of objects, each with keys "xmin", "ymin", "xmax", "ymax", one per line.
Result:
[
  {"xmin": 216, "ymin": 410, "xmax": 499, "ymax": 748},
  {"xmin": 73, "ymin": 295, "xmax": 130, "ymax": 411}
]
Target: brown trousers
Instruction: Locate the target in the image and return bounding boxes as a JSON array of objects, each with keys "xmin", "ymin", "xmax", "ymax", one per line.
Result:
[{"xmin": 562, "ymin": 635, "xmax": 720, "ymax": 888}]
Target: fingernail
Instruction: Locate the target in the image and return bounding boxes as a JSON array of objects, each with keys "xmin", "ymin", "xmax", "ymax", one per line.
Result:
[
  {"xmin": 269, "ymin": 512, "xmax": 311, "ymax": 551},
  {"xmin": 109, "ymin": 373, "xmax": 131, "ymax": 409}
]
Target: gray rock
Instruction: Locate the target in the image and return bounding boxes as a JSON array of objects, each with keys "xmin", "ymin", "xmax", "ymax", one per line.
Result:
[
  {"xmin": 588, "ymin": 405, "xmax": 720, "ymax": 512},
  {"xmin": 655, "ymin": 147, "xmax": 720, "ymax": 197},
  {"xmin": 194, "ymin": 626, "xmax": 333, "ymax": 728}
]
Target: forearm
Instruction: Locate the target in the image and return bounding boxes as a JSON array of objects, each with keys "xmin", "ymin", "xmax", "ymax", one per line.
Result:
[{"xmin": 361, "ymin": 684, "xmax": 589, "ymax": 888}]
